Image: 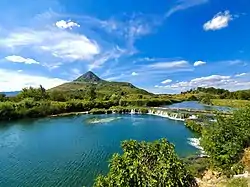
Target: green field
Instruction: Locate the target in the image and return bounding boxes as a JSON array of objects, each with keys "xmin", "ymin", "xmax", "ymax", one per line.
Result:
[{"xmin": 212, "ymin": 99, "xmax": 250, "ymax": 108}]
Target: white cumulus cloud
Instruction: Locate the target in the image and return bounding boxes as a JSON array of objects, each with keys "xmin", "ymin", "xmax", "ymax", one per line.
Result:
[
  {"xmin": 235, "ymin": 73, "xmax": 247, "ymax": 77},
  {"xmin": 55, "ymin": 20, "xmax": 80, "ymax": 29},
  {"xmin": 194, "ymin": 60, "xmax": 206, "ymax": 67},
  {"xmin": 0, "ymin": 68, "xmax": 67, "ymax": 92},
  {"xmin": 161, "ymin": 79, "xmax": 172, "ymax": 84},
  {"xmin": 156, "ymin": 74, "xmax": 250, "ymax": 92},
  {"xmin": 203, "ymin": 11, "xmax": 233, "ymax": 31},
  {"xmin": 163, "ymin": 75, "xmax": 231, "ymax": 90},
  {"xmin": 5, "ymin": 55, "xmax": 40, "ymax": 64},
  {"xmin": 131, "ymin": 72, "xmax": 138, "ymax": 76},
  {"xmin": 0, "ymin": 29, "xmax": 100, "ymax": 62}
]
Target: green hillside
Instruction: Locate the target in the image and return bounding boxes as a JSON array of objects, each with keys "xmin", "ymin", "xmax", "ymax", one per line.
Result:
[{"xmin": 50, "ymin": 71, "xmax": 153, "ymax": 98}]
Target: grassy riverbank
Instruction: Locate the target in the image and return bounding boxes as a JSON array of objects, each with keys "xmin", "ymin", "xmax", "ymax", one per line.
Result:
[
  {"xmin": 0, "ymin": 98, "xmax": 181, "ymax": 122},
  {"xmin": 212, "ymin": 99, "xmax": 250, "ymax": 108}
]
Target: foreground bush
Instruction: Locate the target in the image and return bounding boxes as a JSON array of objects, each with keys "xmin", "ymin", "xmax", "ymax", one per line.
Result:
[
  {"xmin": 94, "ymin": 139, "xmax": 197, "ymax": 187},
  {"xmin": 201, "ymin": 107, "xmax": 250, "ymax": 174}
]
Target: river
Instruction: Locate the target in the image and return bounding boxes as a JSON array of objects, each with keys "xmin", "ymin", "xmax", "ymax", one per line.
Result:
[
  {"xmin": 0, "ymin": 112, "xmax": 200, "ymax": 187},
  {"xmin": 163, "ymin": 101, "xmax": 233, "ymax": 111}
]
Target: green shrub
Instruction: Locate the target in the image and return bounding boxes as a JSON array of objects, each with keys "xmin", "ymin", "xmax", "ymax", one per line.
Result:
[
  {"xmin": 94, "ymin": 139, "xmax": 197, "ymax": 187},
  {"xmin": 201, "ymin": 107, "xmax": 250, "ymax": 174},
  {"xmin": 185, "ymin": 120, "xmax": 203, "ymax": 134},
  {"xmin": 89, "ymin": 108, "xmax": 107, "ymax": 114}
]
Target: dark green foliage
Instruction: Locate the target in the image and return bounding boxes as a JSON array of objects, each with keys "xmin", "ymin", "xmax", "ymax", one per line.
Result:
[
  {"xmin": 0, "ymin": 99, "xmax": 119, "ymax": 121},
  {"xmin": 17, "ymin": 85, "xmax": 49, "ymax": 101},
  {"xmin": 187, "ymin": 95, "xmax": 198, "ymax": 101},
  {"xmin": 185, "ymin": 120, "xmax": 203, "ymax": 134},
  {"xmin": 0, "ymin": 87, "xmax": 172, "ymax": 121},
  {"xmin": 184, "ymin": 87, "xmax": 230, "ymax": 95},
  {"xmin": 49, "ymin": 91, "xmax": 68, "ymax": 101},
  {"xmin": 0, "ymin": 93, "xmax": 6, "ymax": 102},
  {"xmin": 184, "ymin": 157, "xmax": 210, "ymax": 178},
  {"xmin": 201, "ymin": 107, "xmax": 250, "ymax": 174},
  {"xmin": 94, "ymin": 139, "xmax": 197, "ymax": 187},
  {"xmin": 183, "ymin": 87, "xmax": 250, "ymax": 100},
  {"xmin": 199, "ymin": 94, "xmax": 213, "ymax": 105},
  {"xmin": 89, "ymin": 108, "xmax": 112, "ymax": 114},
  {"xmin": 86, "ymin": 86, "xmax": 97, "ymax": 100}
]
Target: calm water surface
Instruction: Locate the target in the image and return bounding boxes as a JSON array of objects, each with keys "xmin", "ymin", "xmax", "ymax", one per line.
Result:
[
  {"xmin": 0, "ymin": 114, "xmax": 198, "ymax": 187},
  {"xmin": 164, "ymin": 101, "xmax": 233, "ymax": 111}
]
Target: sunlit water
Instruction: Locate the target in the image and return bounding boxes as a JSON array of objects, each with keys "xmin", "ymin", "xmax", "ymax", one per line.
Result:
[
  {"xmin": 164, "ymin": 101, "xmax": 233, "ymax": 111},
  {"xmin": 0, "ymin": 114, "xmax": 198, "ymax": 187}
]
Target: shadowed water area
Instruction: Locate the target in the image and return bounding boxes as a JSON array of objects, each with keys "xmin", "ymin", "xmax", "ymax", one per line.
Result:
[{"xmin": 0, "ymin": 114, "xmax": 198, "ymax": 187}]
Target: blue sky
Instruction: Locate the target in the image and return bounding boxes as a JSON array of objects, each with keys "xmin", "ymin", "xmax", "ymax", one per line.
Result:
[{"xmin": 0, "ymin": 0, "xmax": 249, "ymax": 93}]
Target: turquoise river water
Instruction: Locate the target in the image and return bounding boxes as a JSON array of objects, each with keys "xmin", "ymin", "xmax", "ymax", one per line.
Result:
[
  {"xmin": 164, "ymin": 101, "xmax": 233, "ymax": 111},
  {"xmin": 0, "ymin": 113, "xmax": 199, "ymax": 187}
]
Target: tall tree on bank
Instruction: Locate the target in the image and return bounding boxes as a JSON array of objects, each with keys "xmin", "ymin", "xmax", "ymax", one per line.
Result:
[{"xmin": 94, "ymin": 139, "xmax": 197, "ymax": 187}]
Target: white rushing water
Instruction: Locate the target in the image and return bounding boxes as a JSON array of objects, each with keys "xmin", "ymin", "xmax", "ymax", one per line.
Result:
[
  {"xmin": 130, "ymin": 109, "xmax": 136, "ymax": 114},
  {"xmin": 187, "ymin": 138, "xmax": 208, "ymax": 157},
  {"xmin": 148, "ymin": 110, "xmax": 185, "ymax": 121},
  {"xmin": 86, "ymin": 117, "xmax": 122, "ymax": 124}
]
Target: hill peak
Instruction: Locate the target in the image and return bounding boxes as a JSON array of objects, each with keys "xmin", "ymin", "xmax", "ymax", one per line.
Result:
[{"xmin": 74, "ymin": 71, "xmax": 102, "ymax": 83}]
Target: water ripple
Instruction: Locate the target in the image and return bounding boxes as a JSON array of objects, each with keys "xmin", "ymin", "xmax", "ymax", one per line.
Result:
[{"xmin": 0, "ymin": 114, "xmax": 197, "ymax": 187}]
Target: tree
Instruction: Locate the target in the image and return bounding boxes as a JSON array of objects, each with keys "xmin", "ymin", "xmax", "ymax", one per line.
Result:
[
  {"xmin": 85, "ymin": 86, "xmax": 96, "ymax": 100},
  {"xmin": 187, "ymin": 95, "xmax": 198, "ymax": 101},
  {"xmin": 0, "ymin": 93, "xmax": 6, "ymax": 102},
  {"xmin": 199, "ymin": 94, "xmax": 212, "ymax": 105},
  {"xmin": 94, "ymin": 139, "xmax": 197, "ymax": 187},
  {"xmin": 49, "ymin": 91, "xmax": 68, "ymax": 101},
  {"xmin": 236, "ymin": 91, "xmax": 250, "ymax": 100},
  {"xmin": 201, "ymin": 107, "xmax": 250, "ymax": 174},
  {"xmin": 17, "ymin": 86, "xmax": 48, "ymax": 101}
]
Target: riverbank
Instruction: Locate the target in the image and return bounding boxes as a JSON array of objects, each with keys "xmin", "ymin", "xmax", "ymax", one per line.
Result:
[
  {"xmin": 0, "ymin": 97, "xmax": 183, "ymax": 122},
  {"xmin": 38, "ymin": 105, "xmax": 229, "ymax": 123},
  {"xmin": 50, "ymin": 111, "xmax": 89, "ymax": 117},
  {"xmin": 49, "ymin": 108, "xmax": 186, "ymax": 121},
  {"xmin": 212, "ymin": 99, "xmax": 250, "ymax": 108},
  {"xmin": 48, "ymin": 107, "xmax": 196, "ymax": 122}
]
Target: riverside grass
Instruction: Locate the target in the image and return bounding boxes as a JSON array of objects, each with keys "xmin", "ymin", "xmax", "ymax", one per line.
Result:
[{"xmin": 212, "ymin": 99, "xmax": 250, "ymax": 108}]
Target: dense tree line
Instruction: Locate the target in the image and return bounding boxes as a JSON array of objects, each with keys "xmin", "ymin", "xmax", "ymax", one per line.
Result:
[
  {"xmin": 0, "ymin": 99, "xmax": 118, "ymax": 121},
  {"xmin": 182, "ymin": 87, "xmax": 229, "ymax": 95},
  {"xmin": 94, "ymin": 139, "xmax": 197, "ymax": 187},
  {"xmin": 0, "ymin": 86, "xmax": 180, "ymax": 121},
  {"xmin": 182, "ymin": 87, "xmax": 250, "ymax": 100}
]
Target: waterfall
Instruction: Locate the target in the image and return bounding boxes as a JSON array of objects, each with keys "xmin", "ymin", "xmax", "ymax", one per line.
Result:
[
  {"xmin": 188, "ymin": 115, "xmax": 198, "ymax": 120},
  {"xmin": 130, "ymin": 109, "xmax": 136, "ymax": 115},
  {"xmin": 187, "ymin": 138, "xmax": 207, "ymax": 157},
  {"xmin": 148, "ymin": 109, "xmax": 185, "ymax": 121}
]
